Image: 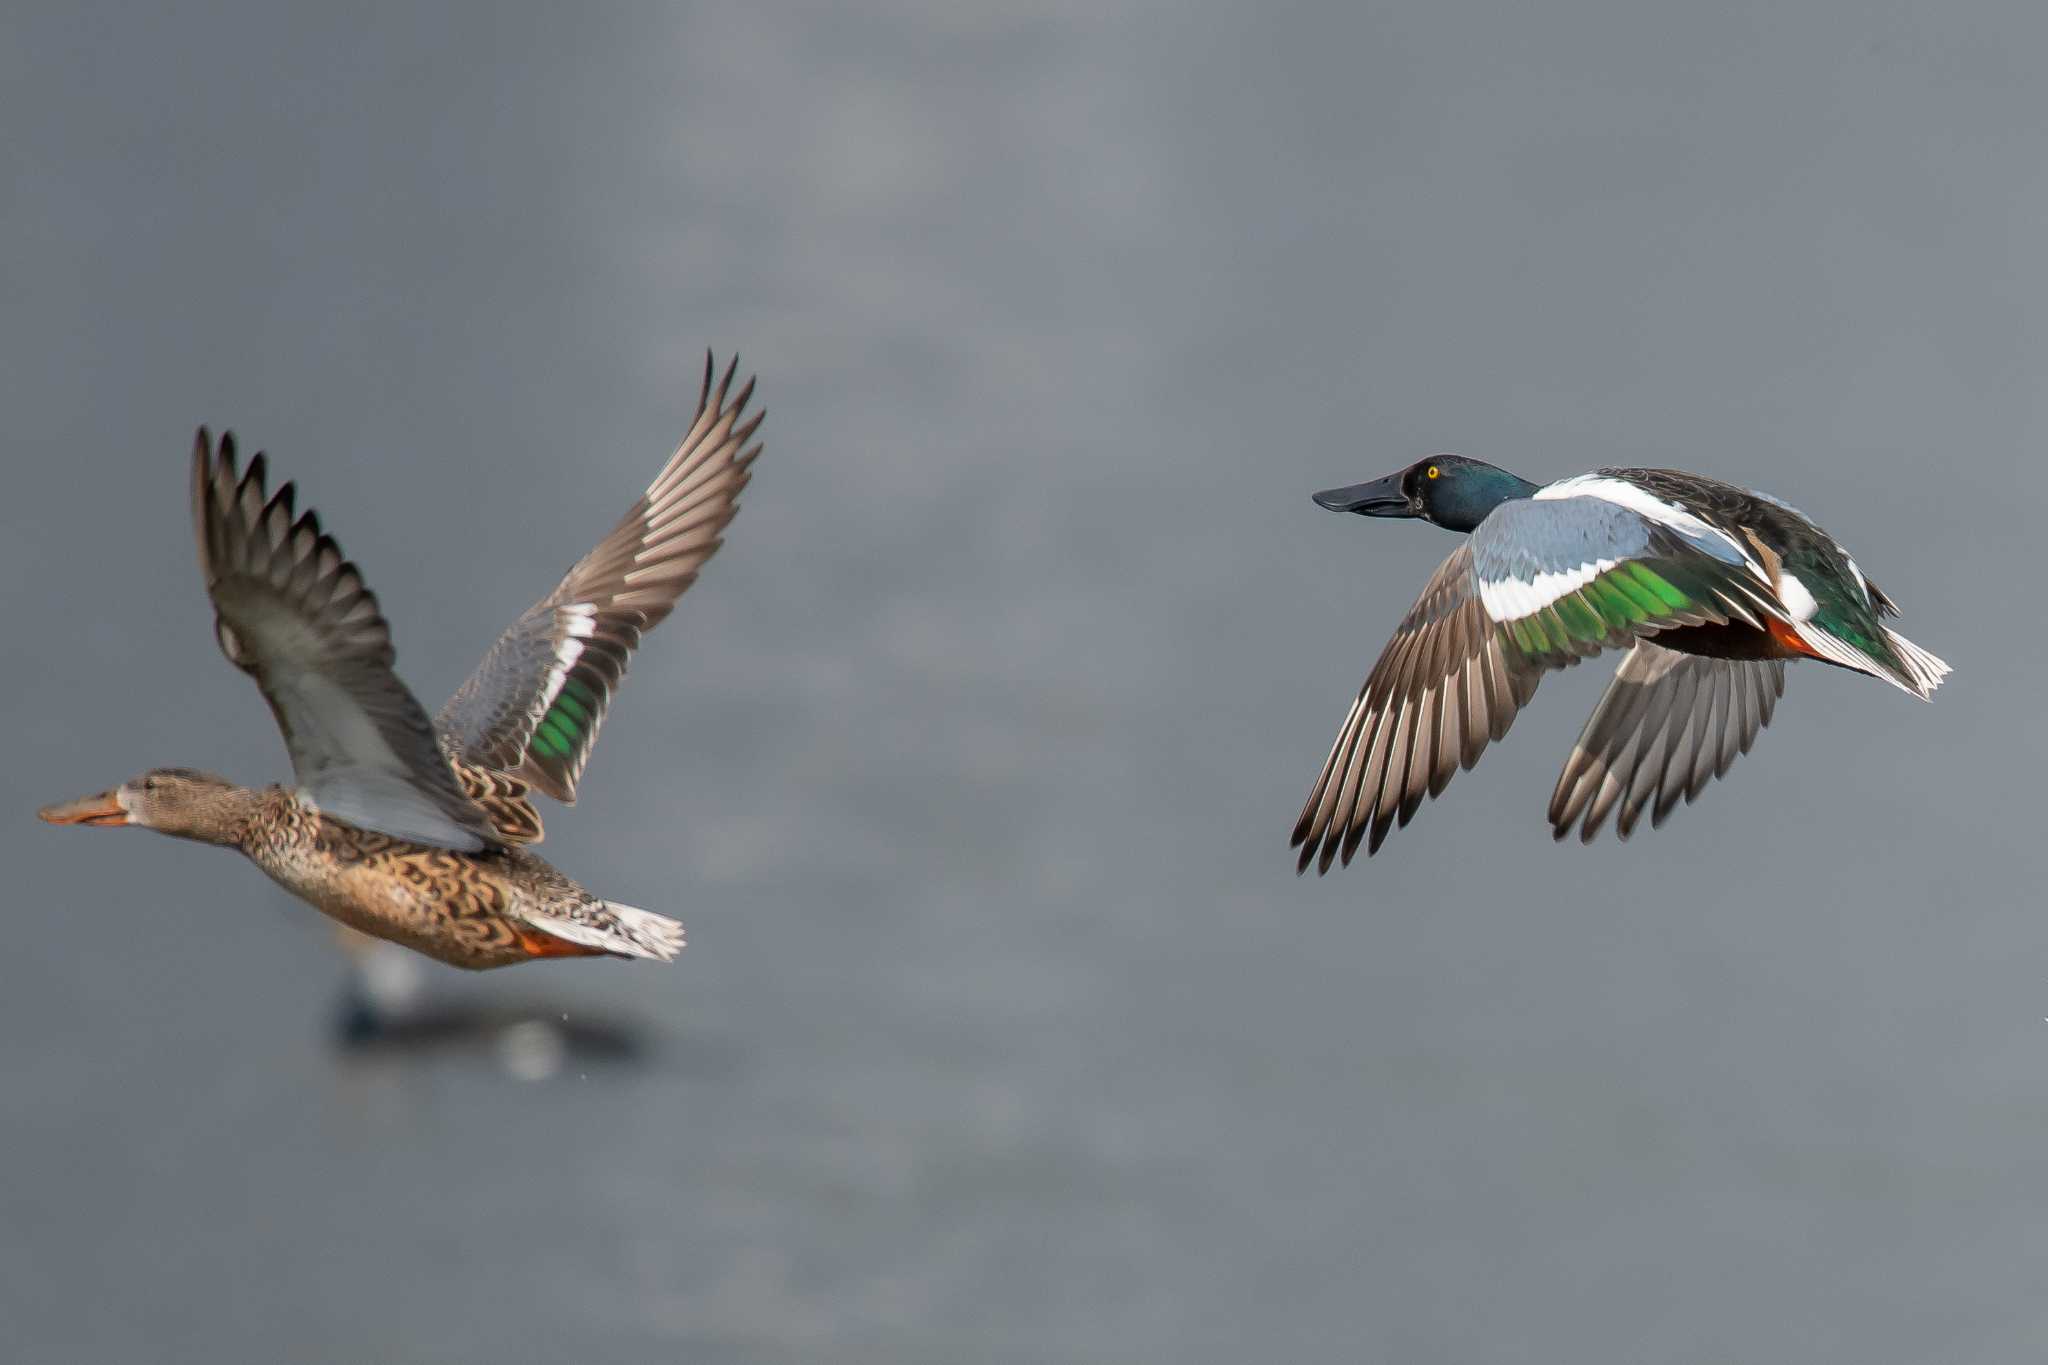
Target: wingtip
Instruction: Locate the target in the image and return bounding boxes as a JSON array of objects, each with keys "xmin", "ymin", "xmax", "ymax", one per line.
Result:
[{"xmin": 712, "ymin": 352, "xmax": 739, "ymax": 411}]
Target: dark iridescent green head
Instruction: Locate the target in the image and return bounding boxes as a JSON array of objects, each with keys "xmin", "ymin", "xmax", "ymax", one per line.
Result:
[{"xmin": 1313, "ymin": 455, "xmax": 1538, "ymax": 534}]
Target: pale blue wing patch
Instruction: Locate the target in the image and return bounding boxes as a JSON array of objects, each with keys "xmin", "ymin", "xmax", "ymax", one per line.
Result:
[
  {"xmin": 1535, "ymin": 474, "xmax": 1755, "ymax": 569},
  {"xmin": 1469, "ymin": 496, "xmax": 1653, "ymax": 621}
]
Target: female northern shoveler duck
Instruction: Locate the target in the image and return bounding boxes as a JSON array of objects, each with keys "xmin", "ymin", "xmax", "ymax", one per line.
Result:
[
  {"xmin": 40, "ymin": 354, "xmax": 762, "ymax": 968},
  {"xmin": 1291, "ymin": 456, "xmax": 1949, "ymax": 871}
]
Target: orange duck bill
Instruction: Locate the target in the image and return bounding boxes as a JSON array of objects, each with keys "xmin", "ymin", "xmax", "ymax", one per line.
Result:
[{"xmin": 38, "ymin": 790, "xmax": 130, "ymax": 827}]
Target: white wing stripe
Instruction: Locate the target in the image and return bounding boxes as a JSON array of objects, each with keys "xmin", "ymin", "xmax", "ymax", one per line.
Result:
[
  {"xmin": 1478, "ymin": 558, "xmax": 1619, "ymax": 622},
  {"xmin": 1534, "ymin": 475, "xmax": 1766, "ymax": 581}
]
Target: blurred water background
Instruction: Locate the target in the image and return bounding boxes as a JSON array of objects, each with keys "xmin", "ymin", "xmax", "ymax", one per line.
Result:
[{"xmin": 3, "ymin": 3, "xmax": 2045, "ymax": 1361}]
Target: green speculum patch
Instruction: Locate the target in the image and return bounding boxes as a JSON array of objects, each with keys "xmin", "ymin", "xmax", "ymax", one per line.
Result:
[
  {"xmin": 529, "ymin": 677, "xmax": 602, "ymax": 762},
  {"xmin": 1605, "ymin": 569, "xmax": 1666, "ymax": 617},
  {"xmin": 1626, "ymin": 564, "xmax": 1692, "ymax": 611},
  {"xmin": 1554, "ymin": 594, "xmax": 1604, "ymax": 640},
  {"xmin": 1584, "ymin": 580, "xmax": 1637, "ymax": 630},
  {"xmin": 1513, "ymin": 615, "xmax": 1555, "ymax": 655}
]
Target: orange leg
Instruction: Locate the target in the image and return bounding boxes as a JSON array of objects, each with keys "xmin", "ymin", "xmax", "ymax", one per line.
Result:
[
  {"xmin": 514, "ymin": 928, "xmax": 609, "ymax": 960},
  {"xmin": 1765, "ymin": 616, "xmax": 1825, "ymax": 660}
]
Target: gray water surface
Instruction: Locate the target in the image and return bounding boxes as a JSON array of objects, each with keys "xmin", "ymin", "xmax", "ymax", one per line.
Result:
[{"xmin": 4, "ymin": 3, "xmax": 2045, "ymax": 1361}]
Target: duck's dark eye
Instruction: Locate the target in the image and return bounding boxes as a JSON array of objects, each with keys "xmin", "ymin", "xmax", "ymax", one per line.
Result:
[
  {"xmin": 1426, "ymin": 465, "xmax": 1440, "ymax": 480},
  {"xmin": 143, "ymin": 776, "xmax": 158, "ymax": 790}
]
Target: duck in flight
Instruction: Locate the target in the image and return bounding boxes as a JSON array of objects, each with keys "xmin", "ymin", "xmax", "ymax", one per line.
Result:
[
  {"xmin": 40, "ymin": 354, "xmax": 762, "ymax": 967},
  {"xmin": 1291, "ymin": 455, "xmax": 1949, "ymax": 872}
]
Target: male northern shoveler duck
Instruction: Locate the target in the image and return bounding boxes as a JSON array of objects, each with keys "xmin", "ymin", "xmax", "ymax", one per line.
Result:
[
  {"xmin": 1290, "ymin": 456, "xmax": 1949, "ymax": 871},
  {"xmin": 40, "ymin": 354, "xmax": 763, "ymax": 968}
]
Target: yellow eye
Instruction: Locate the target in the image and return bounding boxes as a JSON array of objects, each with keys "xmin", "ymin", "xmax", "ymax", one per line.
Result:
[{"xmin": 1426, "ymin": 465, "xmax": 1440, "ymax": 479}]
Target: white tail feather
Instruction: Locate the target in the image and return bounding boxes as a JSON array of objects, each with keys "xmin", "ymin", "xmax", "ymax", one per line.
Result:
[
  {"xmin": 521, "ymin": 901, "xmax": 685, "ymax": 961},
  {"xmin": 1885, "ymin": 628, "xmax": 1951, "ymax": 698},
  {"xmin": 1793, "ymin": 621, "xmax": 1949, "ymax": 700}
]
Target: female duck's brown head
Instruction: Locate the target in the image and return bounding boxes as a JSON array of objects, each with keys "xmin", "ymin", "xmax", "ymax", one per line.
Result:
[{"xmin": 39, "ymin": 768, "xmax": 251, "ymax": 845}]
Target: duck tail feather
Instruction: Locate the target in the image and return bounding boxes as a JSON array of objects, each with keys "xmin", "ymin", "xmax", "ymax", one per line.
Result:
[
  {"xmin": 1792, "ymin": 621, "xmax": 1948, "ymax": 700},
  {"xmin": 521, "ymin": 901, "xmax": 686, "ymax": 962},
  {"xmin": 1883, "ymin": 628, "xmax": 1951, "ymax": 699}
]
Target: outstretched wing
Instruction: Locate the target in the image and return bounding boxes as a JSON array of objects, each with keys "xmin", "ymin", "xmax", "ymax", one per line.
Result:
[
  {"xmin": 1290, "ymin": 494, "xmax": 1789, "ymax": 870},
  {"xmin": 192, "ymin": 430, "xmax": 498, "ymax": 851},
  {"xmin": 1547, "ymin": 644, "xmax": 1785, "ymax": 843},
  {"xmin": 437, "ymin": 353, "xmax": 764, "ymax": 804},
  {"xmin": 1290, "ymin": 544, "xmax": 1541, "ymax": 872}
]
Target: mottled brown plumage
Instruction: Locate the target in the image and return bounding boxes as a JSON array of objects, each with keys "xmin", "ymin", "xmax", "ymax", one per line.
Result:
[
  {"xmin": 40, "ymin": 354, "xmax": 761, "ymax": 968},
  {"xmin": 452, "ymin": 758, "xmax": 545, "ymax": 845},
  {"xmin": 239, "ymin": 784, "xmax": 654, "ymax": 968}
]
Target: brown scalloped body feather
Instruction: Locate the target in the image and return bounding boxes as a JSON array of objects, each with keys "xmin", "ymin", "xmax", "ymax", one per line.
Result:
[{"xmin": 235, "ymin": 788, "xmax": 620, "ymax": 968}]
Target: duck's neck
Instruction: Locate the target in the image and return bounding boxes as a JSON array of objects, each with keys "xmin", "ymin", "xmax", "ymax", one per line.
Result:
[
  {"xmin": 163, "ymin": 785, "xmax": 276, "ymax": 849},
  {"xmin": 1436, "ymin": 469, "xmax": 1541, "ymax": 533}
]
